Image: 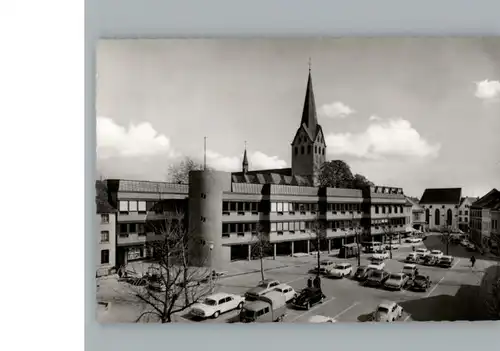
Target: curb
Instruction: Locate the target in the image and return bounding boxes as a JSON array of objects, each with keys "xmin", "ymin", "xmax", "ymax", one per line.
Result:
[{"xmin": 222, "ymin": 263, "xmax": 307, "ymax": 279}]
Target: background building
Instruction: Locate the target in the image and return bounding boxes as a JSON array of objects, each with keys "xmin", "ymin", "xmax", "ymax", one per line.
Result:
[
  {"xmin": 419, "ymin": 188, "xmax": 462, "ymax": 231},
  {"xmin": 470, "ymin": 189, "xmax": 500, "ymax": 249},
  {"xmin": 96, "ymin": 180, "xmax": 117, "ymax": 276},
  {"xmin": 406, "ymin": 197, "xmax": 425, "ymax": 231},
  {"xmin": 458, "ymin": 196, "xmax": 477, "ymax": 233}
]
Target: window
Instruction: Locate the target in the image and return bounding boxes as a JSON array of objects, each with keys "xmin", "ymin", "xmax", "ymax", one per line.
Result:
[
  {"xmin": 128, "ymin": 201, "xmax": 137, "ymax": 212},
  {"xmin": 465, "ymin": 211, "xmax": 469, "ymax": 216},
  {"xmin": 300, "ymin": 221, "xmax": 306, "ymax": 230},
  {"xmin": 138, "ymin": 223, "xmax": 145, "ymax": 233},
  {"xmin": 129, "ymin": 223, "xmax": 137, "ymax": 233},
  {"xmin": 119, "ymin": 223, "xmax": 128, "ymax": 233},
  {"xmin": 138, "ymin": 201, "xmax": 146, "ymax": 213},
  {"xmin": 382, "ymin": 206, "xmax": 386, "ymax": 214},
  {"xmin": 289, "ymin": 222, "xmax": 295, "ymax": 231},
  {"xmin": 288, "ymin": 202, "xmax": 294, "ymax": 212},
  {"xmin": 271, "ymin": 202, "xmax": 277, "ymax": 212},
  {"xmin": 119, "ymin": 201, "xmax": 128, "ymax": 213},
  {"xmin": 230, "ymin": 223, "xmax": 237, "ymax": 233},
  {"xmin": 459, "ymin": 210, "xmax": 462, "ymax": 215},
  {"xmin": 100, "ymin": 214, "xmax": 109, "ymax": 223},
  {"xmin": 270, "ymin": 223, "xmax": 277, "ymax": 232},
  {"xmin": 465, "ymin": 217, "xmax": 468, "ymax": 222},
  {"xmin": 223, "ymin": 201, "xmax": 230, "ymax": 212},
  {"xmin": 101, "ymin": 250, "xmax": 110, "ymax": 264},
  {"xmin": 277, "ymin": 202, "xmax": 283, "ymax": 212},
  {"xmin": 230, "ymin": 202, "xmax": 237, "ymax": 212},
  {"xmin": 277, "ymin": 222, "xmax": 283, "ymax": 231},
  {"xmin": 314, "ymin": 145, "xmax": 317, "ymax": 154},
  {"xmin": 447, "ymin": 209, "xmax": 452, "ymax": 226},
  {"xmin": 251, "ymin": 202, "xmax": 258, "ymax": 213},
  {"xmin": 301, "ymin": 146, "xmax": 304, "ymax": 154},
  {"xmin": 307, "ymin": 145, "xmax": 311, "ymax": 154},
  {"xmin": 283, "ymin": 222, "xmax": 289, "ymax": 231},
  {"xmin": 322, "ymin": 149, "xmax": 325, "ymax": 156},
  {"xmin": 100, "ymin": 231, "xmax": 109, "ymax": 242},
  {"xmin": 435, "ymin": 209, "xmax": 440, "ymax": 226}
]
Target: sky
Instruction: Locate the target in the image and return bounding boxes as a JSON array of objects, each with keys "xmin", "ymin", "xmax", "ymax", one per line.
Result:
[{"xmin": 96, "ymin": 38, "xmax": 500, "ymax": 198}]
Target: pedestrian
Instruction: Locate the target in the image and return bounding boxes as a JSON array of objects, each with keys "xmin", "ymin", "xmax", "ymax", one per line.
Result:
[
  {"xmin": 470, "ymin": 255, "xmax": 476, "ymax": 268},
  {"xmin": 307, "ymin": 277, "xmax": 312, "ymax": 288},
  {"xmin": 313, "ymin": 275, "xmax": 321, "ymax": 289}
]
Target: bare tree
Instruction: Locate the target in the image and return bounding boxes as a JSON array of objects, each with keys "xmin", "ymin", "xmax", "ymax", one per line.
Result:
[
  {"xmin": 310, "ymin": 213, "xmax": 327, "ymax": 277},
  {"xmin": 381, "ymin": 225, "xmax": 397, "ymax": 259},
  {"xmin": 126, "ymin": 211, "xmax": 214, "ymax": 323},
  {"xmin": 250, "ymin": 225, "xmax": 272, "ymax": 281},
  {"xmin": 440, "ymin": 224, "xmax": 453, "ymax": 256},
  {"xmin": 167, "ymin": 157, "xmax": 206, "ymax": 184}
]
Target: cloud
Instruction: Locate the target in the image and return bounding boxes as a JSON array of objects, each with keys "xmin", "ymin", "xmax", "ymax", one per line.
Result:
[
  {"xmin": 318, "ymin": 101, "xmax": 355, "ymax": 119},
  {"xmin": 369, "ymin": 115, "xmax": 382, "ymax": 121},
  {"xmin": 474, "ymin": 79, "xmax": 500, "ymax": 102},
  {"xmin": 325, "ymin": 118, "xmax": 441, "ymax": 160},
  {"xmin": 97, "ymin": 116, "xmax": 176, "ymax": 159},
  {"xmin": 206, "ymin": 150, "xmax": 287, "ymax": 172}
]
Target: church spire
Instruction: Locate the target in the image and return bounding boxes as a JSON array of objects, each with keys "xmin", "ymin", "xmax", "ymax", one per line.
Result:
[
  {"xmin": 242, "ymin": 141, "xmax": 248, "ymax": 174},
  {"xmin": 300, "ymin": 58, "xmax": 318, "ymax": 138}
]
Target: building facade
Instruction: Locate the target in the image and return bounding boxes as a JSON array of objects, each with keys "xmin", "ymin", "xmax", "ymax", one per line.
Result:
[
  {"xmin": 406, "ymin": 197, "xmax": 425, "ymax": 231},
  {"xmin": 96, "ymin": 180, "xmax": 117, "ymax": 276},
  {"xmin": 419, "ymin": 188, "xmax": 462, "ymax": 231},
  {"xmin": 457, "ymin": 197, "xmax": 477, "ymax": 233},
  {"xmin": 470, "ymin": 189, "xmax": 500, "ymax": 249},
  {"xmin": 491, "ymin": 207, "xmax": 500, "ymax": 254}
]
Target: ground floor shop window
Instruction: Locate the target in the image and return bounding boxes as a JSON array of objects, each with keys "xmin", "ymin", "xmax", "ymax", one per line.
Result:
[
  {"xmin": 127, "ymin": 247, "xmax": 144, "ymax": 260},
  {"xmin": 101, "ymin": 249, "xmax": 110, "ymax": 264}
]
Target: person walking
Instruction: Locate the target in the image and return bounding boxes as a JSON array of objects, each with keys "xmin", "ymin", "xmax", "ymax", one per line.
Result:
[
  {"xmin": 307, "ymin": 277, "xmax": 313, "ymax": 288},
  {"xmin": 313, "ymin": 275, "xmax": 321, "ymax": 289},
  {"xmin": 470, "ymin": 255, "xmax": 476, "ymax": 268}
]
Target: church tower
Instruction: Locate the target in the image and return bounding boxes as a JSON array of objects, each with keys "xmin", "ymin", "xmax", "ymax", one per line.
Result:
[
  {"xmin": 291, "ymin": 64, "xmax": 326, "ymax": 185},
  {"xmin": 242, "ymin": 143, "xmax": 249, "ymax": 174}
]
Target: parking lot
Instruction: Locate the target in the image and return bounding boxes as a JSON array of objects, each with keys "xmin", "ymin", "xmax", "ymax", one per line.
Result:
[{"xmin": 181, "ymin": 234, "xmax": 496, "ymax": 323}]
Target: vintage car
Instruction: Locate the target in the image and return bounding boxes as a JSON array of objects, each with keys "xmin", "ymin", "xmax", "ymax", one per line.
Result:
[
  {"xmin": 273, "ymin": 284, "xmax": 297, "ymax": 303},
  {"xmin": 307, "ymin": 315, "xmax": 337, "ymax": 323},
  {"xmin": 327, "ymin": 262, "xmax": 353, "ymax": 278},
  {"xmin": 407, "ymin": 274, "xmax": 432, "ymax": 292},
  {"xmin": 368, "ymin": 258, "xmax": 386, "ymax": 271},
  {"xmin": 385, "ymin": 243, "xmax": 400, "ymax": 250},
  {"xmin": 291, "ymin": 287, "xmax": 326, "ymax": 310},
  {"xmin": 405, "ymin": 252, "xmax": 418, "ymax": 263},
  {"xmin": 423, "ymin": 255, "xmax": 439, "ymax": 266},
  {"xmin": 402, "ymin": 263, "xmax": 418, "ymax": 280},
  {"xmin": 430, "ymin": 250, "xmax": 444, "ymax": 259},
  {"xmin": 415, "ymin": 248, "xmax": 430, "ymax": 259},
  {"xmin": 373, "ymin": 301, "xmax": 404, "ymax": 322},
  {"xmin": 383, "ymin": 273, "xmax": 410, "ymax": 291},
  {"xmin": 363, "ymin": 269, "xmax": 390, "ymax": 288},
  {"xmin": 406, "ymin": 237, "xmax": 423, "ymax": 244},
  {"xmin": 312, "ymin": 260, "xmax": 336, "ymax": 275},
  {"xmin": 353, "ymin": 266, "xmax": 373, "ymax": 281},
  {"xmin": 245, "ymin": 279, "xmax": 281, "ymax": 300},
  {"xmin": 190, "ymin": 292, "xmax": 245, "ymax": 319},
  {"xmin": 372, "ymin": 251, "xmax": 390, "ymax": 260},
  {"xmin": 438, "ymin": 255, "xmax": 454, "ymax": 268}
]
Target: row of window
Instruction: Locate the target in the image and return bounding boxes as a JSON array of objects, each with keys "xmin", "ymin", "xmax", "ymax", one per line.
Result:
[
  {"xmin": 222, "ymin": 201, "xmax": 365, "ymax": 215},
  {"xmin": 459, "ymin": 217, "xmax": 469, "ymax": 223},
  {"xmin": 271, "ymin": 202, "xmax": 319, "ymax": 213},
  {"xmin": 425, "ymin": 208, "xmax": 453, "ymax": 226},
  {"xmin": 470, "ymin": 219, "xmax": 482, "ymax": 230},
  {"xmin": 374, "ymin": 205, "xmax": 404, "ymax": 214},
  {"xmin": 470, "ymin": 209, "xmax": 482, "ymax": 218},
  {"xmin": 327, "ymin": 203, "xmax": 362, "ymax": 213},
  {"xmin": 118, "ymin": 200, "xmax": 184, "ymax": 214},
  {"xmin": 458, "ymin": 210, "xmax": 469, "ymax": 216},
  {"xmin": 293, "ymin": 144, "xmax": 325, "ymax": 156}
]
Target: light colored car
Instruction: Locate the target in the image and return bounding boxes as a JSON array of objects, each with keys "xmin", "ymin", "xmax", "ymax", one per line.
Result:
[
  {"xmin": 374, "ymin": 301, "xmax": 404, "ymax": 322},
  {"xmin": 405, "ymin": 252, "xmax": 418, "ymax": 263},
  {"xmin": 430, "ymin": 250, "xmax": 443, "ymax": 259},
  {"xmin": 245, "ymin": 279, "xmax": 281, "ymax": 299},
  {"xmin": 273, "ymin": 284, "xmax": 297, "ymax": 302},
  {"xmin": 372, "ymin": 251, "xmax": 390, "ymax": 260},
  {"xmin": 402, "ymin": 264, "xmax": 418, "ymax": 279},
  {"xmin": 384, "ymin": 273, "xmax": 410, "ymax": 290},
  {"xmin": 407, "ymin": 237, "xmax": 423, "ymax": 244},
  {"xmin": 308, "ymin": 315, "xmax": 337, "ymax": 323},
  {"xmin": 327, "ymin": 262, "xmax": 353, "ymax": 278},
  {"xmin": 316, "ymin": 260, "xmax": 336, "ymax": 274},
  {"xmin": 416, "ymin": 248, "xmax": 430, "ymax": 259},
  {"xmin": 368, "ymin": 258, "xmax": 386, "ymax": 271},
  {"xmin": 386, "ymin": 243, "xmax": 400, "ymax": 250},
  {"xmin": 438, "ymin": 255, "xmax": 454, "ymax": 268},
  {"xmin": 190, "ymin": 293, "xmax": 245, "ymax": 319}
]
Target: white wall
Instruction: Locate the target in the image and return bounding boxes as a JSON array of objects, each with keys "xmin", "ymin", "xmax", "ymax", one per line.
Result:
[{"xmin": 97, "ymin": 213, "xmax": 116, "ymax": 274}]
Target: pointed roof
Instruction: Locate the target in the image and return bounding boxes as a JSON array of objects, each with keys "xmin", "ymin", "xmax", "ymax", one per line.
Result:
[
  {"xmin": 300, "ymin": 69, "xmax": 319, "ymax": 139},
  {"xmin": 242, "ymin": 148, "xmax": 248, "ymax": 167}
]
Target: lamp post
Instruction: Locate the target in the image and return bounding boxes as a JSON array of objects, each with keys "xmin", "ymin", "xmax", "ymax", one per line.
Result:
[{"xmin": 208, "ymin": 241, "xmax": 214, "ymax": 290}]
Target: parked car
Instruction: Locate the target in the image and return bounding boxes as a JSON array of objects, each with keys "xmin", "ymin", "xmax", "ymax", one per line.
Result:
[
  {"xmin": 368, "ymin": 258, "xmax": 386, "ymax": 271},
  {"xmin": 430, "ymin": 250, "xmax": 444, "ymax": 259},
  {"xmin": 239, "ymin": 291, "xmax": 286, "ymax": 323},
  {"xmin": 416, "ymin": 248, "xmax": 430, "ymax": 260},
  {"xmin": 385, "ymin": 243, "xmax": 400, "ymax": 250},
  {"xmin": 353, "ymin": 266, "xmax": 373, "ymax": 281},
  {"xmin": 384, "ymin": 273, "xmax": 410, "ymax": 290},
  {"xmin": 291, "ymin": 287, "xmax": 326, "ymax": 310},
  {"xmin": 273, "ymin": 284, "xmax": 297, "ymax": 303},
  {"xmin": 245, "ymin": 279, "xmax": 281, "ymax": 300},
  {"xmin": 313, "ymin": 260, "xmax": 336, "ymax": 275},
  {"xmin": 327, "ymin": 262, "xmax": 353, "ymax": 278},
  {"xmin": 402, "ymin": 263, "xmax": 418, "ymax": 280},
  {"xmin": 339, "ymin": 244, "xmax": 359, "ymax": 258},
  {"xmin": 190, "ymin": 293, "xmax": 245, "ymax": 319},
  {"xmin": 407, "ymin": 274, "xmax": 432, "ymax": 292},
  {"xmin": 406, "ymin": 237, "xmax": 422, "ymax": 244},
  {"xmin": 466, "ymin": 243, "xmax": 477, "ymax": 252},
  {"xmin": 307, "ymin": 315, "xmax": 336, "ymax": 323},
  {"xmin": 373, "ymin": 301, "xmax": 404, "ymax": 322},
  {"xmin": 372, "ymin": 251, "xmax": 390, "ymax": 260},
  {"xmin": 363, "ymin": 269, "xmax": 390, "ymax": 287},
  {"xmin": 423, "ymin": 255, "xmax": 439, "ymax": 266},
  {"xmin": 438, "ymin": 255, "xmax": 454, "ymax": 268},
  {"xmin": 460, "ymin": 239, "xmax": 470, "ymax": 247},
  {"xmin": 405, "ymin": 252, "xmax": 418, "ymax": 263}
]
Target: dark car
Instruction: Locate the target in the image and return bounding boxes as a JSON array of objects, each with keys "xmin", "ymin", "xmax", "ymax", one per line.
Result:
[
  {"xmin": 353, "ymin": 266, "xmax": 373, "ymax": 281},
  {"xmin": 291, "ymin": 287, "xmax": 326, "ymax": 310},
  {"xmin": 363, "ymin": 270, "xmax": 390, "ymax": 288},
  {"xmin": 423, "ymin": 255, "xmax": 439, "ymax": 266},
  {"xmin": 407, "ymin": 274, "xmax": 432, "ymax": 292}
]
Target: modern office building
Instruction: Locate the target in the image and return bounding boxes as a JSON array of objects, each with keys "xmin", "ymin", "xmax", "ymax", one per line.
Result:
[
  {"xmin": 98, "ymin": 68, "xmax": 410, "ymax": 269},
  {"xmin": 419, "ymin": 188, "xmax": 462, "ymax": 231},
  {"xmin": 470, "ymin": 189, "xmax": 500, "ymax": 249}
]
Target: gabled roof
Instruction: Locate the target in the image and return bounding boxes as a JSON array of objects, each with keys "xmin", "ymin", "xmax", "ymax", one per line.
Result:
[
  {"xmin": 242, "ymin": 148, "xmax": 248, "ymax": 167},
  {"xmin": 419, "ymin": 188, "xmax": 462, "ymax": 205},
  {"xmin": 471, "ymin": 189, "xmax": 500, "ymax": 209},
  {"xmin": 95, "ymin": 180, "xmax": 116, "ymax": 214},
  {"xmin": 459, "ymin": 196, "xmax": 479, "ymax": 207},
  {"xmin": 300, "ymin": 70, "xmax": 318, "ymax": 138}
]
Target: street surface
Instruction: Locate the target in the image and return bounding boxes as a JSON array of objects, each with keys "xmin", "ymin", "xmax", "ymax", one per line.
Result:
[{"xmin": 97, "ymin": 233, "xmax": 499, "ymax": 323}]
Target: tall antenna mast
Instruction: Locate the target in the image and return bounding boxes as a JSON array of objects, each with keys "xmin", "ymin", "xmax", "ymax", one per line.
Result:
[{"xmin": 204, "ymin": 136, "xmax": 207, "ymax": 170}]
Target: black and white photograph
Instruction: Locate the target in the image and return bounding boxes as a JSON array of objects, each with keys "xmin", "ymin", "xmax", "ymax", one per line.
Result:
[{"xmin": 95, "ymin": 38, "xmax": 500, "ymax": 324}]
